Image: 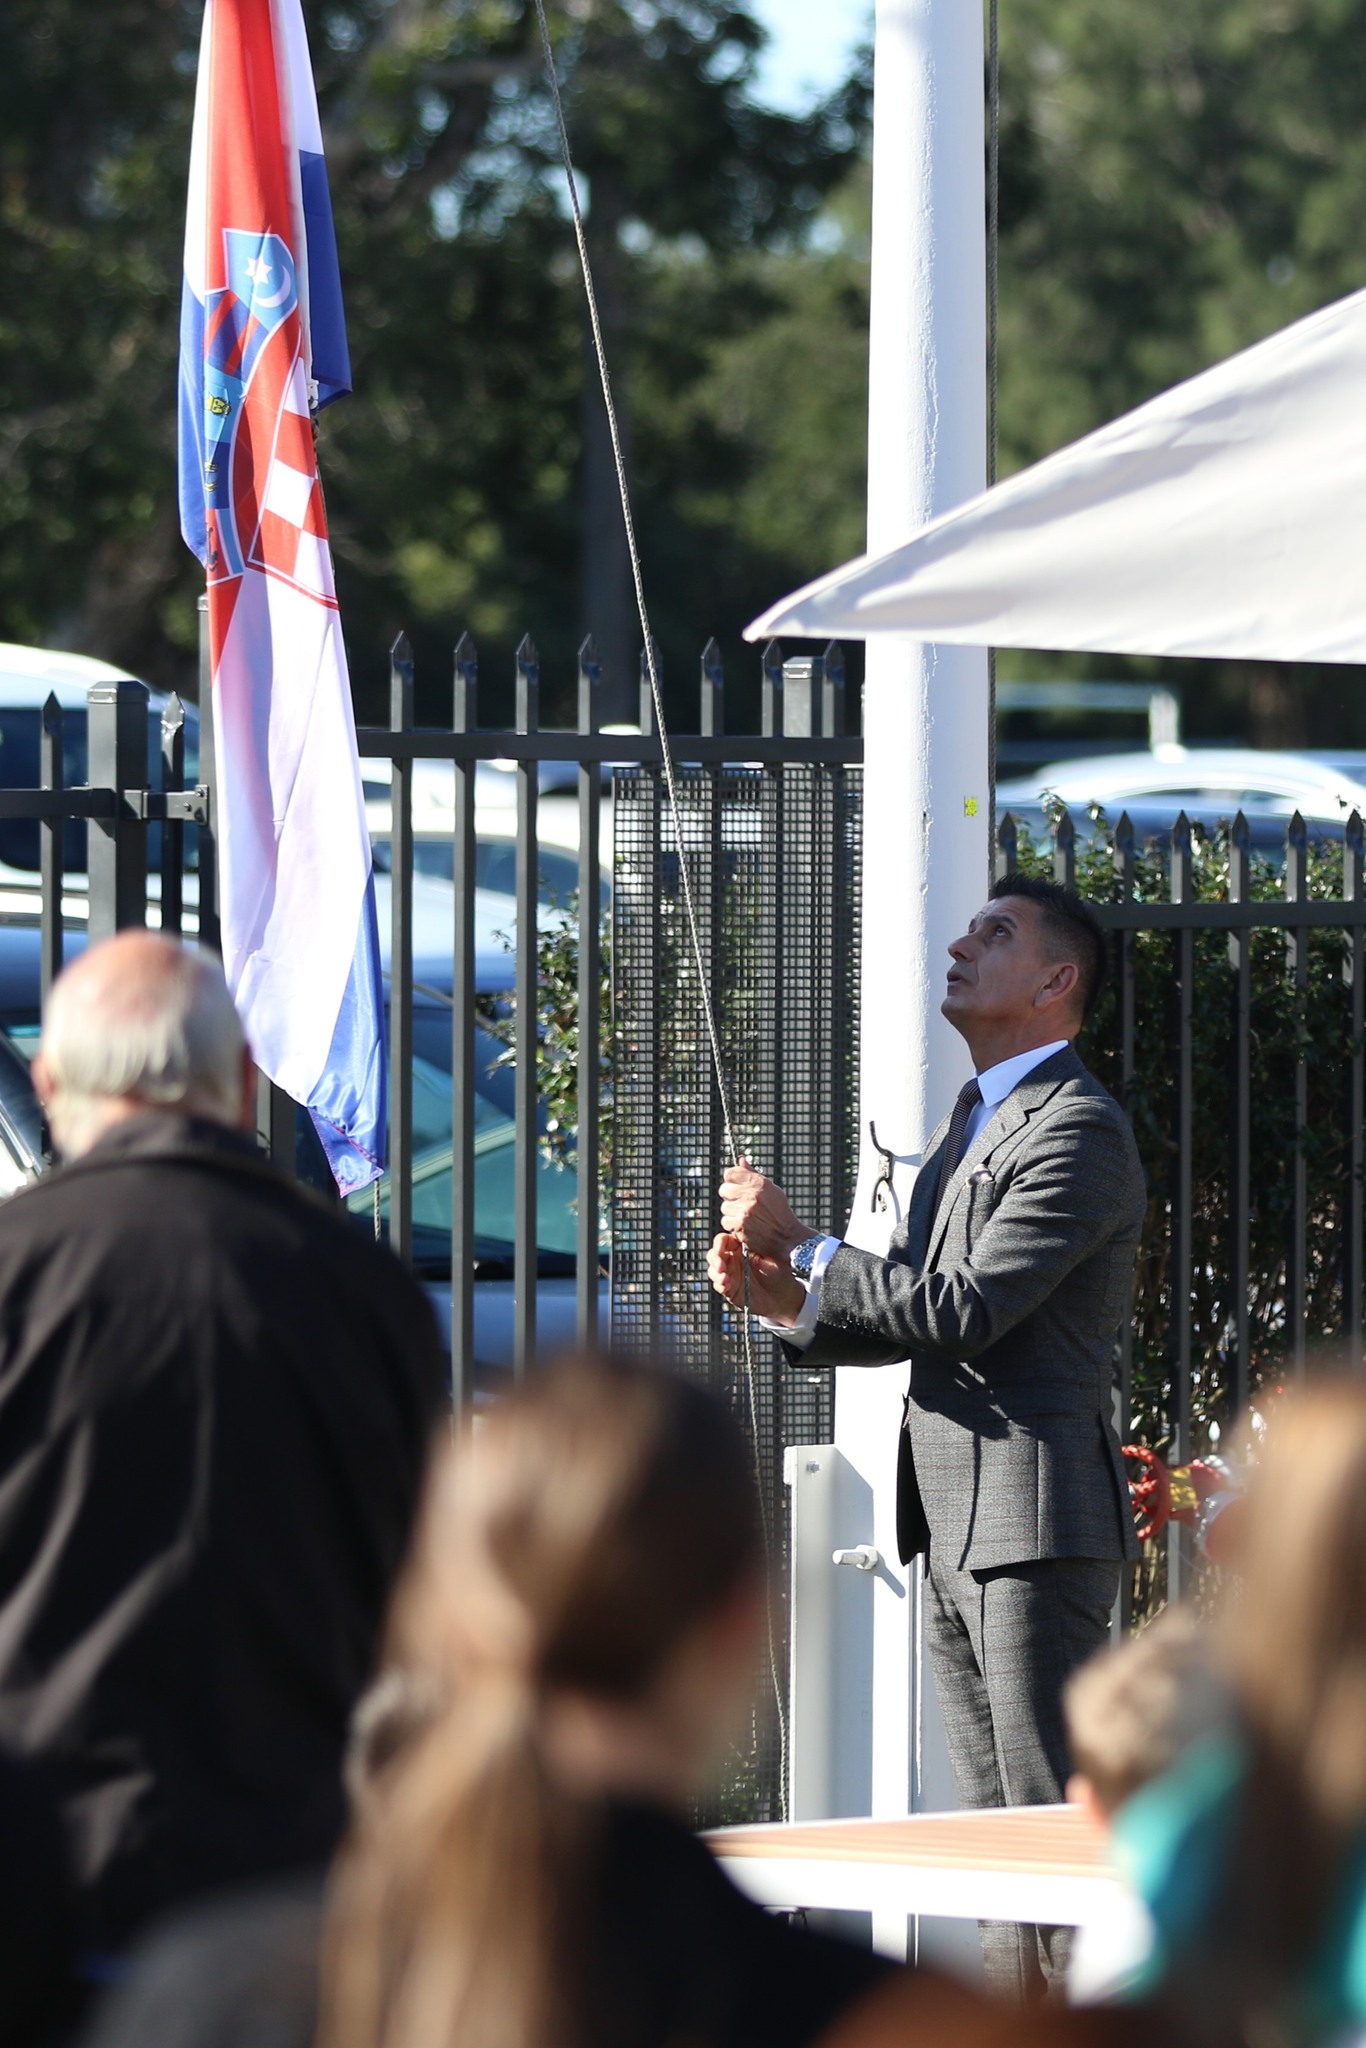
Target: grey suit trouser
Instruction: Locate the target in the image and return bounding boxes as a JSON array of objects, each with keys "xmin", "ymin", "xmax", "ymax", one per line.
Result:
[{"xmin": 923, "ymin": 1551, "xmax": 1120, "ymax": 2003}]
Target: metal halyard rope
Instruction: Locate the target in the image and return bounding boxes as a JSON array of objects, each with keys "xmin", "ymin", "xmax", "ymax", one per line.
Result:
[
  {"xmin": 987, "ymin": 0, "xmax": 1000, "ymax": 867},
  {"xmin": 532, "ymin": 0, "xmax": 788, "ymax": 1817}
]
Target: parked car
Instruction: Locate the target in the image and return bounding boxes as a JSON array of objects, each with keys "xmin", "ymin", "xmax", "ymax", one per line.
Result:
[
  {"xmin": 995, "ymin": 747, "xmax": 1366, "ymax": 853},
  {"xmin": 0, "ymin": 647, "xmax": 606, "ymax": 1380},
  {"xmin": 0, "ymin": 643, "xmax": 201, "ymax": 916},
  {"xmin": 1302, "ymin": 750, "xmax": 1366, "ymax": 790},
  {"xmin": 0, "ymin": 921, "xmax": 603, "ymax": 1392},
  {"xmin": 0, "ymin": 1030, "xmax": 43, "ymax": 1195},
  {"xmin": 369, "ymin": 820, "xmax": 603, "ymax": 911},
  {"xmin": 0, "ymin": 644, "xmax": 555, "ymax": 984},
  {"xmin": 347, "ymin": 978, "xmax": 603, "ymax": 1378},
  {"xmin": 373, "ymin": 865, "xmax": 552, "ymax": 988},
  {"xmin": 362, "ymin": 757, "xmax": 610, "ymax": 908}
]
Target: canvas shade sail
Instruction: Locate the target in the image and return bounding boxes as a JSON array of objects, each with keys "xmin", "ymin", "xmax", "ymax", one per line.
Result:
[{"xmin": 746, "ymin": 286, "xmax": 1366, "ymax": 664}]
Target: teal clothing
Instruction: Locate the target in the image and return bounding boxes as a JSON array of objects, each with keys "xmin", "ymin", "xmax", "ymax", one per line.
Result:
[{"xmin": 1109, "ymin": 1733, "xmax": 1366, "ymax": 2041}]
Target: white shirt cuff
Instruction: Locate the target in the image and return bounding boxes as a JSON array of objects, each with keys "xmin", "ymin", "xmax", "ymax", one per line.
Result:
[{"xmin": 759, "ymin": 1235, "xmax": 842, "ymax": 1350}]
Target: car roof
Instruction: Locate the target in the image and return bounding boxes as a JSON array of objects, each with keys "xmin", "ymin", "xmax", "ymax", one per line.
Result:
[
  {"xmin": 0, "ymin": 643, "xmax": 194, "ymax": 719},
  {"xmin": 0, "ymin": 922, "xmax": 63, "ymax": 1021},
  {"xmin": 0, "ymin": 873, "xmax": 534, "ymax": 1008},
  {"xmin": 997, "ymin": 748, "xmax": 1366, "ymax": 815},
  {"xmin": 0, "ymin": 902, "xmax": 512, "ymax": 1021},
  {"xmin": 0, "ymin": 643, "xmax": 141, "ymax": 708},
  {"xmin": 0, "ymin": 1029, "xmax": 43, "ymax": 1166}
]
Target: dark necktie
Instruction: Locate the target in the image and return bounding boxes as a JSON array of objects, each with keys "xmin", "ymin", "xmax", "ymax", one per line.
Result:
[{"xmin": 933, "ymin": 1076, "xmax": 983, "ymax": 1226}]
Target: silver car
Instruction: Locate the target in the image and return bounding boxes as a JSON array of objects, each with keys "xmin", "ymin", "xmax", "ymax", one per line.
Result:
[{"xmin": 996, "ymin": 747, "xmax": 1366, "ymax": 852}]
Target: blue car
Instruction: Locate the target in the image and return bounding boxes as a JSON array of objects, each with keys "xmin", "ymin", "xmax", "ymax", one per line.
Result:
[{"xmin": 0, "ymin": 922, "xmax": 601, "ymax": 1392}]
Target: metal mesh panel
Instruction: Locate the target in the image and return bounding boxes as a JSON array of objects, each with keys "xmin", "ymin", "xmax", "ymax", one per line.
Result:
[{"xmin": 611, "ymin": 762, "xmax": 862, "ymax": 1820}]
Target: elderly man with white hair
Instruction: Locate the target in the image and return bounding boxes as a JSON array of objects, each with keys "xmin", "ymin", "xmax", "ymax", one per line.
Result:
[
  {"xmin": 33, "ymin": 926, "xmax": 257, "ymax": 1154},
  {"xmin": 0, "ymin": 932, "xmax": 445, "ymax": 1964}
]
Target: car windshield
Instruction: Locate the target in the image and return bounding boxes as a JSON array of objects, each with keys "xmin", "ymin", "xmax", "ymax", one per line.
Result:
[
  {"xmin": 346, "ymin": 1006, "xmax": 591, "ymax": 1279},
  {"xmin": 0, "ymin": 969, "xmax": 587, "ymax": 1283},
  {"xmin": 0, "ymin": 704, "xmax": 200, "ymax": 874},
  {"xmin": 369, "ymin": 835, "xmax": 603, "ymax": 909}
]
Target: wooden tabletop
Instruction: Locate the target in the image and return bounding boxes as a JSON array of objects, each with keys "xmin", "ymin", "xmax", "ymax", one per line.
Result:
[
  {"xmin": 708, "ymin": 1803, "xmax": 1109, "ymax": 1877},
  {"xmin": 705, "ymin": 1805, "xmax": 1119, "ymax": 1929}
]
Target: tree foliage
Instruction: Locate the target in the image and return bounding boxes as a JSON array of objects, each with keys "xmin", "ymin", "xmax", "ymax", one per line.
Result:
[
  {"xmin": 0, "ymin": 1, "xmax": 196, "ymax": 668},
  {"xmin": 994, "ymin": 0, "xmax": 1366, "ymax": 741},
  {"xmin": 0, "ymin": 0, "xmax": 866, "ymax": 725},
  {"xmin": 11, "ymin": 0, "xmax": 1366, "ymax": 743}
]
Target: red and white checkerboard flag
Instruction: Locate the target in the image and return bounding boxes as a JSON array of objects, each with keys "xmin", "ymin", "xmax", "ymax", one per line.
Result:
[{"xmin": 179, "ymin": 0, "xmax": 385, "ymax": 1193}]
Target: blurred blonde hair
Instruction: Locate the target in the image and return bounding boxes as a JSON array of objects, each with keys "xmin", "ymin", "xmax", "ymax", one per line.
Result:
[
  {"xmin": 1217, "ymin": 1378, "xmax": 1366, "ymax": 1829},
  {"xmin": 1174, "ymin": 1375, "xmax": 1366, "ymax": 2034},
  {"xmin": 317, "ymin": 1354, "xmax": 760, "ymax": 2048}
]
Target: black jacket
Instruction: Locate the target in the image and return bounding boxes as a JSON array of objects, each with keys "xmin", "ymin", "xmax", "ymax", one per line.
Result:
[
  {"xmin": 0, "ymin": 1115, "xmax": 446, "ymax": 1949},
  {"xmin": 587, "ymin": 1800, "xmax": 894, "ymax": 2048},
  {"xmin": 76, "ymin": 1802, "xmax": 894, "ymax": 2048},
  {"xmin": 0, "ymin": 1745, "xmax": 78, "ymax": 2047}
]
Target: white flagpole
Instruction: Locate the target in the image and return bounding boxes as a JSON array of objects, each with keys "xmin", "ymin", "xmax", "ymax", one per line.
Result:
[{"xmin": 829, "ymin": 0, "xmax": 990, "ymax": 1961}]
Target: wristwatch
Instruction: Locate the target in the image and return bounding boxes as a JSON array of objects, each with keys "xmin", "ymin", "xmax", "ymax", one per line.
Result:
[{"xmin": 789, "ymin": 1233, "xmax": 827, "ymax": 1283}]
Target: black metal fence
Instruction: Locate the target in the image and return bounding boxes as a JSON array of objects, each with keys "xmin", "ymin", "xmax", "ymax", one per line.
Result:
[
  {"xmin": 351, "ymin": 633, "xmax": 864, "ymax": 1402},
  {"xmin": 1001, "ymin": 803, "xmax": 1366, "ymax": 1603},
  {"xmin": 11, "ymin": 661, "xmax": 1366, "ymax": 1683},
  {"xmin": 1, "ymin": 680, "xmax": 207, "ymax": 978},
  {"xmin": 362, "ymin": 629, "xmax": 865, "ymax": 1823},
  {"xmin": 609, "ymin": 662, "xmax": 864, "ymax": 1820}
]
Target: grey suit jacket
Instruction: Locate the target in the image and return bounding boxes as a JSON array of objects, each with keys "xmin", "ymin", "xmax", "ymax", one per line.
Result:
[{"xmin": 799, "ymin": 1046, "xmax": 1143, "ymax": 1572}]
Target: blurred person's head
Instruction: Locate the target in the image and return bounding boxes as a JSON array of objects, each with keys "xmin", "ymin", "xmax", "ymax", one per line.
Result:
[
  {"xmin": 1216, "ymin": 1378, "xmax": 1366, "ymax": 1830},
  {"xmin": 318, "ymin": 1353, "xmax": 765, "ymax": 2048},
  {"xmin": 1160, "ymin": 1377, "xmax": 1366, "ymax": 2037},
  {"xmin": 33, "ymin": 932, "xmax": 252, "ymax": 1157},
  {"xmin": 1064, "ymin": 1605, "xmax": 1226, "ymax": 1827}
]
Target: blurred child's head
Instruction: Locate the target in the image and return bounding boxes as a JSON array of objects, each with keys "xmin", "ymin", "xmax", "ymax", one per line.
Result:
[
  {"xmin": 1064, "ymin": 1604, "xmax": 1226, "ymax": 1824},
  {"xmin": 1215, "ymin": 1375, "xmax": 1366, "ymax": 1829}
]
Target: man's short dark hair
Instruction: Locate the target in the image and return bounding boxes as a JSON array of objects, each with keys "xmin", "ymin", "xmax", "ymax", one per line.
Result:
[{"xmin": 989, "ymin": 871, "xmax": 1107, "ymax": 1018}]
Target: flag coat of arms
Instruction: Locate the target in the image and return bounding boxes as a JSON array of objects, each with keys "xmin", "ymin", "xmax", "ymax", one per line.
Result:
[{"xmin": 179, "ymin": 0, "xmax": 384, "ymax": 1192}]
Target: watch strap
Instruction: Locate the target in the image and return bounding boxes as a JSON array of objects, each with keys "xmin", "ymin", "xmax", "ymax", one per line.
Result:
[{"xmin": 789, "ymin": 1233, "xmax": 826, "ymax": 1282}]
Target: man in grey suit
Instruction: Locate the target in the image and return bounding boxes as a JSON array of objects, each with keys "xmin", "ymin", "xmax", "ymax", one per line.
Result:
[{"xmin": 708, "ymin": 873, "xmax": 1143, "ymax": 2001}]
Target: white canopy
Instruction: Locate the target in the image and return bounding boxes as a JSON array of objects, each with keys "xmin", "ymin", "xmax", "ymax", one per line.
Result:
[{"xmin": 746, "ymin": 286, "xmax": 1366, "ymax": 663}]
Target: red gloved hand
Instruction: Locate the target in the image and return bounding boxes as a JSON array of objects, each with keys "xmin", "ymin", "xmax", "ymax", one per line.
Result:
[
  {"xmin": 1186, "ymin": 1457, "xmax": 1229, "ymax": 1504},
  {"xmin": 1123, "ymin": 1443, "xmax": 1172, "ymax": 1542}
]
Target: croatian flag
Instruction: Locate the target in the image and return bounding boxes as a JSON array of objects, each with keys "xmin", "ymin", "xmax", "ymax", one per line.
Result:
[{"xmin": 178, "ymin": 0, "xmax": 384, "ymax": 1193}]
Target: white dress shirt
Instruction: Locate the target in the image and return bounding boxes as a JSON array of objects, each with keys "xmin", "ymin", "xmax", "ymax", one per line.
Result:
[{"xmin": 767, "ymin": 1040, "xmax": 1069, "ymax": 1349}]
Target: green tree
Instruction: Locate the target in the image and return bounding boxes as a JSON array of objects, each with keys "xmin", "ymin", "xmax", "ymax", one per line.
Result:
[
  {"xmin": 0, "ymin": 0, "xmax": 867, "ymax": 726},
  {"xmin": 540, "ymin": 3, "xmax": 865, "ymax": 717},
  {"xmin": 993, "ymin": 0, "xmax": 1366, "ymax": 744},
  {"xmin": 624, "ymin": 161, "xmax": 873, "ymax": 729},
  {"xmin": 0, "ymin": 1, "xmax": 196, "ymax": 678}
]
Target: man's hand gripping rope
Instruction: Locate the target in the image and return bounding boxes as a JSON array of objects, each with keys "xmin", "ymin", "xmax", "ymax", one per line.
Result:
[{"xmin": 708, "ymin": 1157, "xmax": 812, "ymax": 1326}]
